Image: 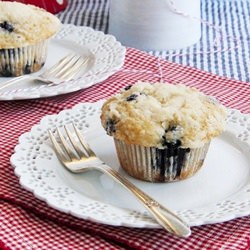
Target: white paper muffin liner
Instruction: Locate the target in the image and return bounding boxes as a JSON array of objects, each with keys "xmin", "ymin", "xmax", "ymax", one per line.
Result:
[
  {"xmin": 114, "ymin": 139, "xmax": 210, "ymax": 182},
  {"xmin": 0, "ymin": 40, "xmax": 48, "ymax": 77}
]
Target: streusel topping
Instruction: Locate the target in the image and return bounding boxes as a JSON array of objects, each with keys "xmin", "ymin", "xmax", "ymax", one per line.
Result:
[
  {"xmin": 0, "ymin": 2, "xmax": 60, "ymax": 48},
  {"xmin": 101, "ymin": 81, "xmax": 227, "ymax": 148}
]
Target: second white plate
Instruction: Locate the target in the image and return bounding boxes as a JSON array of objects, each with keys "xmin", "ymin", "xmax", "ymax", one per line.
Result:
[
  {"xmin": 0, "ymin": 25, "xmax": 126, "ymax": 100},
  {"xmin": 11, "ymin": 101, "xmax": 250, "ymax": 228}
]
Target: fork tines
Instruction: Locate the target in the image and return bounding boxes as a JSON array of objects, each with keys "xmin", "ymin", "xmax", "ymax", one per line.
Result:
[
  {"xmin": 48, "ymin": 123, "xmax": 95, "ymax": 163},
  {"xmin": 42, "ymin": 54, "xmax": 89, "ymax": 80}
]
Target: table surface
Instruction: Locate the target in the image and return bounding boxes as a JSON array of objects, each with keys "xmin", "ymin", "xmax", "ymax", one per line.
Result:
[{"xmin": 1, "ymin": 1, "xmax": 250, "ymax": 250}]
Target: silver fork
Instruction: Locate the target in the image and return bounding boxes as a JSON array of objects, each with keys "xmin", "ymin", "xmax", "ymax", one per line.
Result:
[
  {"xmin": 48, "ymin": 124, "xmax": 191, "ymax": 237},
  {"xmin": 0, "ymin": 54, "xmax": 89, "ymax": 91}
]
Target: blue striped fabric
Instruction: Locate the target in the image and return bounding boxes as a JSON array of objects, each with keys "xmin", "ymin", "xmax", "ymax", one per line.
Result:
[{"xmin": 57, "ymin": 0, "xmax": 250, "ymax": 83}]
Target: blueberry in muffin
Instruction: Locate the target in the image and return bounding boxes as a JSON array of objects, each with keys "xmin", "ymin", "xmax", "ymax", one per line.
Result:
[
  {"xmin": 101, "ymin": 81, "xmax": 227, "ymax": 182},
  {"xmin": 0, "ymin": 1, "xmax": 60, "ymax": 77}
]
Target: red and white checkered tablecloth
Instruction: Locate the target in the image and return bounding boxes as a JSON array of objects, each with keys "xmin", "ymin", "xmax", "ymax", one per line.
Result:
[{"xmin": 0, "ymin": 48, "xmax": 250, "ymax": 250}]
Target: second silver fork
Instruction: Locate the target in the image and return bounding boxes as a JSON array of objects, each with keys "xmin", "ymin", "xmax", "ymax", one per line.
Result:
[
  {"xmin": 48, "ymin": 124, "xmax": 191, "ymax": 237},
  {"xmin": 0, "ymin": 54, "xmax": 89, "ymax": 91}
]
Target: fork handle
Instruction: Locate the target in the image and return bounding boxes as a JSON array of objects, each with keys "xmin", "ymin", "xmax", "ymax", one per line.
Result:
[
  {"xmin": 0, "ymin": 75, "xmax": 31, "ymax": 91},
  {"xmin": 96, "ymin": 164, "xmax": 191, "ymax": 237},
  {"xmin": 0, "ymin": 75, "xmax": 55, "ymax": 91}
]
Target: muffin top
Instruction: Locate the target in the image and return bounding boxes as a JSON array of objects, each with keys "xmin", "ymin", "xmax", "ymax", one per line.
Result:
[
  {"xmin": 0, "ymin": 1, "xmax": 60, "ymax": 49},
  {"xmin": 100, "ymin": 81, "xmax": 227, "ymax": 149}
]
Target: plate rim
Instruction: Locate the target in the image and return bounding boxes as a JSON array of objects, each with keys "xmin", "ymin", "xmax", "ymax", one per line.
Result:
[
  {"xmin": 0, "ymin": 24, "xmax": 126, "ymax": 100},
  {"xmin": 9, "ymin": 101, "xmax": 250, "ymax": 228}
]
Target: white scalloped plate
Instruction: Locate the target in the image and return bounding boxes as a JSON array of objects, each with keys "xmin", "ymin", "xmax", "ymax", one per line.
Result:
[
  {"xmin": 0, "ymin": 25, "xmax": 126, "ymax": 100},
  {"xmin": 11, "ymin": 101, "xmax": 250, "ymax": 228}
]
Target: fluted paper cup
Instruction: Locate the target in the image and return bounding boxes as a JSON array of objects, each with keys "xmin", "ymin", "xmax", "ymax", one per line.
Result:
[
  {"xmin": 0, "ymin": 40, "xmax": 48, "ymax": 77},
  {"xmin": 114, "ymin": 139, "xmax": 210, "ymax": 182}
]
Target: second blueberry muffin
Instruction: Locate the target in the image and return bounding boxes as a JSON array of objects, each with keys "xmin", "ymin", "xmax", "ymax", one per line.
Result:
[{"xmin": 0, "ymin": 1, "xmax": 60, "ymax": 77}]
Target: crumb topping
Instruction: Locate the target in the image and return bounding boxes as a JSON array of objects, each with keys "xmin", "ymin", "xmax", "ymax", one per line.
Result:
[
  {"xmin": 100, "ymin": 81, "xmax": 227, "ymax": 148},
  {"xmin": 0, "ymin": 2, "xmax": 60, "ymax": 48}
]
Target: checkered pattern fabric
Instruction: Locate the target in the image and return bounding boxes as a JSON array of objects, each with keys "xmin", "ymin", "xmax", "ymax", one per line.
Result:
[
  {"xmin": 0, "ymin": 46, "xmax": 250, "ymax": 249},
  {"xmin": 1, "ymin": 0, "xmax": 250, "ymax": 249}
]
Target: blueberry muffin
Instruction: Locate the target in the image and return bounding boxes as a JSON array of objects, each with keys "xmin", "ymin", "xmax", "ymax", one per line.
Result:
[
  {"xmin": 100, "ymin": 81, "xmax": 227, "ymax": 182},
  {"xmin": 0, "ymin": 1, "xmax": 60, "ymax": 77}
]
